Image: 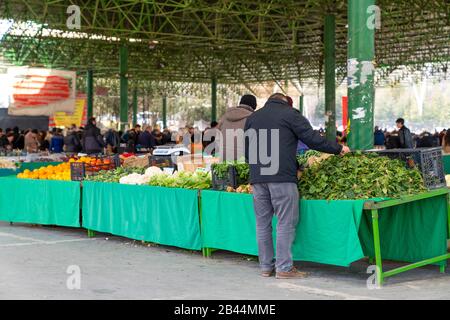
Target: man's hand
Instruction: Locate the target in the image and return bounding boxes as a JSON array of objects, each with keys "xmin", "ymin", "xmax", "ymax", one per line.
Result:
[{"xmin": 340, "ymin": 146, "xmax": 350, "ymax": 155}]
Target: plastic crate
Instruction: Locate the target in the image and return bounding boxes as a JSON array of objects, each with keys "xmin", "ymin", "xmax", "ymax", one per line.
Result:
[
  {"xmin": 370, "ymin": 147, "xmax": 446, "ymax": 189},
  {"xmin": 70, "ymin": 162, "xmax": 86, "ymax": 181},
  {"xmin": 112, "ymin": 154, "xmax": 121, "ymax": 168},
  {"xmin": 211, "ymin": 165, "xmax": 237, "ymax": 191},
  {"xmin": 70, "ymin": 155, "xmax": 120, "ymax": 181},
  {"xmin": 148, "ymin": 155, "xmax": 176, "ymax": 168}
]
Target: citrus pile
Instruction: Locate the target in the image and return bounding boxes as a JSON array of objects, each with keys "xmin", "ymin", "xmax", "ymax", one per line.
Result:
[
  {"xmin": 17, "ymin": 163, "xmax": 71, "ymax": 181},
  {"xmin": 69, "ymin": 156, "xmax": 113, "ymax": 171}
]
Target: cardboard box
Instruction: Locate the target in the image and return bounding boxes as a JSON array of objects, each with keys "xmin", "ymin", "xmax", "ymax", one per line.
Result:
[{"xmin": 176, "ymin": 155, "xmax": 219, "ymax": 172}]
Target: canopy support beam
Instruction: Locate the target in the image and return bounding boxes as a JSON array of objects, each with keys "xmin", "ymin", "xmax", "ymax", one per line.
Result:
[
  {"xmin": 299, "ymin": 95, "xmax": 304, "ymax": 116},
  {"xmin": 211, "ymin": 77, "xmax": 217, "ymax": 122},
  {"xmin": 132, "ymin": 88, "xmax": 138, "ymax": 126},
  {"xmin": 162, "ymin": 96, "xmax": 167, "ymax": 129},
  {"xmin": 86, "ymin": 70, "xmax": 94, "ymax": 119},
  {"xmin": 324, "ymin": 14, "xmax": 336, "ymax": 141},
  {"xmin": 119, "ymin": 44, "xmax": 129, "ymax": 131}
]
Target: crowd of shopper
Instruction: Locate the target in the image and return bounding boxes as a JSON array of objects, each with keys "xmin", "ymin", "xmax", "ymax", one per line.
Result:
[
  {"xmin": 373, "ymin": 120, "xmax": 450, "ymax": 153},
  {"xmin": 1, "ymin": 104, "xmax": 449, "ymax": 159},
  {"xmin": 0, "ymin": 117, "xmax": 201, "ymax": 155}
]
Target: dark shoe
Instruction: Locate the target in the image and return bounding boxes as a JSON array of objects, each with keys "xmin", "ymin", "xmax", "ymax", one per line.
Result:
[
  {"xmin": 260, "ymin": 269, "xmax": 275, "ymax": 277},
  {"xmin": 276, "ymin": 267, "xmax": 308, "ymax": 279}
]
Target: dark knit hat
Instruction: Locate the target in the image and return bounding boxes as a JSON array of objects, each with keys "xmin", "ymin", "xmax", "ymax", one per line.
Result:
[
  {"xmin": 239, "ymin": 94, "xmax": 257, "ymax": 110},
  {"xmin": 286, "ymin": 96, "xmax": 294, "ymax": 107}
]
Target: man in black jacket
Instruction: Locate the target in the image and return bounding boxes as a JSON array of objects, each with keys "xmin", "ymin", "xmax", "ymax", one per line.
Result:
[
  {"xmin": 396, "ymin": 118, "xmax": 413, "ymax": 149},
  {"xmin": 244, "ymin": 93, "xmax": 349, "ymax": 279},
  {"xmin": 137, "ymin": 126, "xmax": 157, "ymax": 149}
]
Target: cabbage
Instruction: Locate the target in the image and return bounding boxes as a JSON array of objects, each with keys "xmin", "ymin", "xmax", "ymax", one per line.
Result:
[{"xmin": 144, "ymin": 166, "xmax": 165, "ymax": 177}]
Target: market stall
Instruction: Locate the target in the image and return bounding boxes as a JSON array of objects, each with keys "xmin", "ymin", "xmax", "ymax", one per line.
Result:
[
  {"xmin": 201, "ymin": 189, "xmax": 449, "ymax": 283},
  {"xmin": 0, "ymin": 176, "xmax": 81, "ymax": 227},
  {"xmin": 82, "ymin": 181, "xmax": 202, "ymax": 250}
]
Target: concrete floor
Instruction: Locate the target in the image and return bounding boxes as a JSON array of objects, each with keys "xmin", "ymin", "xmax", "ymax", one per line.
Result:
[{"xmin": 0, "ymin": 221, "xmax": 449, "ymax": 300}]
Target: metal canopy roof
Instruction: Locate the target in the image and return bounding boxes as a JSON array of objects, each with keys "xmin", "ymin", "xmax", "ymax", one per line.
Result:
[{"xmin": 0, "ymin": 0, "xmax": 449, "ymax": 86}]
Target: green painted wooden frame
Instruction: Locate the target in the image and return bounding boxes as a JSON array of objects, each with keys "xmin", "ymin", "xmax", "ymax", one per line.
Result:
[{"xmin": 363, "ymin": 188, "xmax": 450, "ymax": 286}]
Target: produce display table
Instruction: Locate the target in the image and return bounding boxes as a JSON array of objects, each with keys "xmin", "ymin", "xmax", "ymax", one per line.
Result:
[
  {"xmin": 201, "ymin": 189, "xmax": 449, "ymax": 285},
  {"xmin": 361, "ymin": 188, "xmax": 450, "ymax": 286},
  {"xmin": 17, "ymin": 162, "xmax": 63, "ymax": 173},
  {"xmin": 201, "ymin": 190, "xmax": 366, "ymax": 266},
  {"xmin": 444, "ymin": 154, "xmax": 450, "ymax": 175},
  {"xmin": 82, "ymin": 182, "xmax": 202, "ymax": 250},
  {"xmin": 0, "ymin": 177, "xmax": 81, "ymax": 227}
]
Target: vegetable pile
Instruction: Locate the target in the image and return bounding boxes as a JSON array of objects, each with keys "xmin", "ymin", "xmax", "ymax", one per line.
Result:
[
  {"xmin": 147, "ymin": 171, "xmax": 211, "ymax": 189},
  {"xmin": 211, "ymin": 161, "xmax": 249, "ymax": 185},
  {"xmin": 297, "ymin": 150, "xmax": 321, "ymax": 168},
  {"xmin": 297, "ymin": 150, "xmax": 332, "ymax": 170},
  {"xmin": 17, "ymin": 163, "xmax": 71, "ymax": 181},
  {"xmin": 226, "ymin": 184, "xmax": 253, "ymax": 194},
  {"xmin": 87, "ymin": 167, "xmax": 145, "ymax": 183},
  {"xmin": 86, "ymin": 165, "xmax": 211, "ymax": 189},
  {"xmin": 119, "ymin": 166, "xmax": 167, "ymax": 185},
  {"xmin": 298, "ymin": 153, "xmax": 426, "ymax": 200}
]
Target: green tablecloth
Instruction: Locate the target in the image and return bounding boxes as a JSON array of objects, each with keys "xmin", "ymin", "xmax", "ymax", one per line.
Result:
[
  {"xmin": 17, "ymin": 162, "xmax": 62, "ymax": 173},
  {"xmin": 359, "ymin": 194, "xmax": 448, "ymax": 265},
  {"xmin": 201, "ymin": 190, "xmax": 366, "ymax": 266},
  {"xmin": 0, "ymin": 177, "xmax": 80, "ymax": 227},
  {"xmin": 444, "ymin": 154, "xmax": 450, "ymax": 175},
  {"xmin": 0, "ymin": 168, "xmax": 18, "ymax": 177},
  {"xmin": 82, "ymin": 182, "xmax": 202, "ymax": 250},
  {"xmin": 201, "ymin": 190, "xmax": 448, "ymax": 267}
]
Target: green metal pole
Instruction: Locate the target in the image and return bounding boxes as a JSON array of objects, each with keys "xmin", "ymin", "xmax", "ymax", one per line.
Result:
[
  {"xmin": 132, "ymin": 88, "xmax": 138, "ymax": 126},
  {"xmin": 162, "ymin": 96, "xmax": 167, "ymax": 129},
  {"xmin": 86, "ymin": 70, "xmax": 94, "ymax": 119},
  {"xmin": 119, "ymin": 44, "xmax": 129, "ymax": 131},
  {"xmin": 299, "ymin": 95, "xmax": 304, "ymax": 116},
  {"xmin": 324, "ymin": 14, "xmax": 336, "ymax": 141},
  {"xmin": 347, "ymin": 0, "xmax": 375, "ymax": 150},
  {"xmin": 211, "ymin": 77, "xmax": 217, "ymax": 122}
]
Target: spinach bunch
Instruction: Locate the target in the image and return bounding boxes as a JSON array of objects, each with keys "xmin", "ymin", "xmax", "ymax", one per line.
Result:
[
  {"xmin": 298, "ymin": 153, "xmax": 426, "ymax": 200},
  {"xmin": 297, "ymin": 150, "xmax": 322, "ymax": 168}
]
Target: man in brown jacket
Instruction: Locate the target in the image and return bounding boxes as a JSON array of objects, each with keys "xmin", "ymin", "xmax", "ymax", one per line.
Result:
[{"xmin": 216, "ymin": 94, "xmax": 257, "ymax": 161}]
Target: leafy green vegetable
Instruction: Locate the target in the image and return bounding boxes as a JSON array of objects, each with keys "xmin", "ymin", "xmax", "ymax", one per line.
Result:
[
  {"xmin": 87, "ymin": 167, "xmax": 145, "ymax": 183},
  {"xmin": 298, "ymin": 153, "xmax": 426, "ymax": 200},
  {"xmin": 211, "ymin": 161, "xmax": 249, "ymax": 185},
  {"xmin": 297, "ymin": 150, "xmax": 322, "ymax": 168},
  {"xmin": 211, "ymin": 163, "xmax": 231, "ymax": 180},
  {"xmin": 234, "ymin": 162, "xmax": 249, "ymax": 185},
  {"xmin": 147, "ymin": 171, "xmax": 212, "ymax": 189}
]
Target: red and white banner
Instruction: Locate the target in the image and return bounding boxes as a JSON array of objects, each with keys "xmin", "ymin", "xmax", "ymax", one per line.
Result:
[{"xmin": 2, "ymin": 67, "xmax": 77, "ymax": 116}]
